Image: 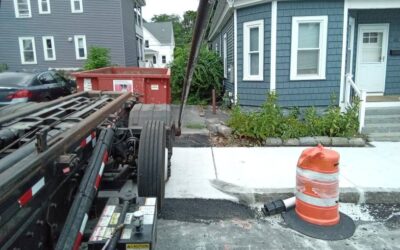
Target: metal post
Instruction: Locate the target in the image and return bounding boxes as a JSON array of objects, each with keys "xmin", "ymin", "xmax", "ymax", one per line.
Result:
[{"xmin": 212, "ymin": 89, "xmax": 216, "ymax": 114}]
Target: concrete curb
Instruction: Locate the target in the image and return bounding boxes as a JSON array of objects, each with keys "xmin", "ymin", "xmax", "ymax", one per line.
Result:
[
  {"xmin": 263, "ymin": 137, "xmax": 367, "ymax": 147},
  {"xmin": 210, "ymin": 179, "xmax": 400, "ymax": 205}
]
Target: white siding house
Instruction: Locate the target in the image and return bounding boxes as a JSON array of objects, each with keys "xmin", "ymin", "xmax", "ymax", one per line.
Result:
[{"xmin": 143, "ymin": 22, "xmax": 175, "ymax": 68}]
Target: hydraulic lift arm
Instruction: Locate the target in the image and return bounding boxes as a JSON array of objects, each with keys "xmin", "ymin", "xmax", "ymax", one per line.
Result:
[{"xmin": 177, "ymin": 0, "xmax": 216, "ymax": 134}]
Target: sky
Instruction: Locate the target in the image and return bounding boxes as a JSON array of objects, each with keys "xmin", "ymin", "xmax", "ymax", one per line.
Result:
[{"xmin": 142, "ymin": 0, "xmax": 199, "ymax": 21}]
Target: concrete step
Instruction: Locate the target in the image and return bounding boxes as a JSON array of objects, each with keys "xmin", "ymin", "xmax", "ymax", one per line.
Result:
[
  {"xmin": 365, "ymin": 114, "xmax": 400, "ymax": 125},
  {"xmin": 366, "ymin": 107, "xmax": 400, "ymax": 116},
  {"xmin": 363, "ymin": 123, "xmax": 400, "ymax": 134},
  {"xmin": 367, "ymin": 132, "xmax": 400, "ymax": 142}
]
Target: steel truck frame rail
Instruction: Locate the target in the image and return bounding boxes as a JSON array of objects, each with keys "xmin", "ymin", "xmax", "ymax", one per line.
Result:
[{"xmin": 0, "ymin": 91, "xmax": 173, "ymax": 249}]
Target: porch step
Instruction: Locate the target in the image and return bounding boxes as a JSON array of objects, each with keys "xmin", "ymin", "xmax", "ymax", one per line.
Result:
[
  {"xmin": 363, "ymin": 123, "xmax": 400, "ymax": 134},
  {"xmin": 365, "ymin": 114, "xmax": 400, "ymax": 125},
  {"xmin": 365, "ymin": 107, "xmax": 400, "ymax": 116},
  {"xmin": 362, "ymin": 107, "xmax": 400, "ymax": 142},
  {"xmin": 367, "ymin": 132, "xmax": 400, "ymax": 142}
]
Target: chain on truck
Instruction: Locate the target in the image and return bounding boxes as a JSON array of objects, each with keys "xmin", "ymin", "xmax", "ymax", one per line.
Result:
[{"xmin": 0, "ymin": 0, "xmax": 212, "ymax": 248}]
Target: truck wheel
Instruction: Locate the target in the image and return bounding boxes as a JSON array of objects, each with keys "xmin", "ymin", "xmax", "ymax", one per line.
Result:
[{"xmin": 138, "ymin": 120, "xmax": 166, "ymax": 211}]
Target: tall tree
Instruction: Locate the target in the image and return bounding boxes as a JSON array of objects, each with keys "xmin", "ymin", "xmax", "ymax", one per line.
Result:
[
  {"xmin": 181, "ymin": 11, "xmax": 197, "ymax": 45},
  {"xmin": 151, "ymin": 14, "xmax": 180, "ymax": 23}
]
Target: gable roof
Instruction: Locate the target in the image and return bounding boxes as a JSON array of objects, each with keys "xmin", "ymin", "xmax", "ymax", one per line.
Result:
[{"xmin": 143, "ymin": 22, "xmax": 174, "ymax": 44}]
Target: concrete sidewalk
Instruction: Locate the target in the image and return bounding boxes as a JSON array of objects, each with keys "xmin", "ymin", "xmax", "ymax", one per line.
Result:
[{"xmin": 166, "ymin": 142, "xmax": 400, "ymax": 204}]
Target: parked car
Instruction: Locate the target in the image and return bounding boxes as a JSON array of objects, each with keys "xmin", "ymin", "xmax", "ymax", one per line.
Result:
[{"xmin": 0, "ymin": 71, "xmax": 76, "ymax": 106}]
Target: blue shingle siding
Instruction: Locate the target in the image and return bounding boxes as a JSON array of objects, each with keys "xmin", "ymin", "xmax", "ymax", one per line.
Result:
[
  {"xmin": 121, "ymin": 0, "xmax": 138, "ymax": 66},
  {"xmin": 276, "ymin": 0, "xmax": 344, "ymax": 107},
  {"xmin": 221, "ymin": 15, "xmax": 235, "ymax": 95},
  {"xmin": 0, "ymin": 0, "xmax": 136, "ymax": 71},
  {"xmin": 350, "ymin": 9, "xmax": 400, "ymax": 95},
  {"xmin": 237, "ymin": 3, "xmax": 271, "ymax": 107}
]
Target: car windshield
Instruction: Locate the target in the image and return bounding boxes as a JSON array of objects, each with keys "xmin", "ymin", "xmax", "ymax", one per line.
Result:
[{"xmin": 0, "ymin": 73, "xmax": 33, "ymax": 87}]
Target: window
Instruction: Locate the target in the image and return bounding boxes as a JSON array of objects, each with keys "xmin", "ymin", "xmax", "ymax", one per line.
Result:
[
  {"xmin": 215, "ymin": 42, "xmax": 219, "ymax": 53},
  {"xmin": 290, "ymin": 16, "xmax": 328, "ymax": 80},
  {"xmin": 38, "ymin": 72, "xmax": 57, "ymax": 85},
  {"xmin": 162, "ymin": 56, "xmax": 166, "ymax": 64},
  {"xmin": 137, "ymin": 37, "xmax": 143, "ymax": 60},
  {"xmin": 42, "ymin": 36, "xmax": 56, "ymax": 61},
  {"xmin": 14, "ymin": 0, "xmax": 32, "ymax": 18},
  {"xmin": 38, "ymin": 0, "xmax": 50, "ymax": 14},
  {"xmin": 134, "ymin": 6, "xmax": 142, "ymax": 27},
  {"xmin": 18, "ymin": 37, "xmax": 37, "ymax": 64},
  {"xmin": 243, "ymin": 20, "xmax": 264, "ymax": 81},
  {"xmin": 153, "ymin": 56, "xmax": 157, "ymax": 64},
  {"xmin": 74, "ymin": 35, "xmax": 87, "ymax": 60},
  {"xmin": 223, "ymin": 33, "xmax": 227, "ymax": 78},
  {"xmin": 145, "ymin": 40, "xmax": 149, "ymax": 48},
  {"xmin": 361, "ymin": 32, "xmax": 383, "ymax": 63},
  {"xmin": 71, "ymin": 0, "xmax": 83, "ymax": 13}
]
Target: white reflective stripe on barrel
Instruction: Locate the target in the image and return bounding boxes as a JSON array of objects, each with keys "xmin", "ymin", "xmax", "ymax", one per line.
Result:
[
  {"xmin": 296, "ymin": 192, "xmax": 338, "ymax": 207},
  {"xmin": 296, "ymin": 167, "xmax": 339, "ymax": 182}
]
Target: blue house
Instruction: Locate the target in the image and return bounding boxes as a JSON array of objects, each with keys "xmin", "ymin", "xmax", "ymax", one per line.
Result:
[
  {"xmin": 208, "ymin": 0, "xmax": 400, "ymax": 110},
  {"xmin": 0, "ymin": 0, "xmax": 146, "ymax": 71}
]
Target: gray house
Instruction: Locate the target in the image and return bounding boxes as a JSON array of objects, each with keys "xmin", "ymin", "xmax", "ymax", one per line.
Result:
[
  {"xmin": 208, "ymin": 0, "xmax": 400, "ymax": 110},
  {"xmin": 0, "ymin": 0, "xmax": 146, "ymax": 71}
]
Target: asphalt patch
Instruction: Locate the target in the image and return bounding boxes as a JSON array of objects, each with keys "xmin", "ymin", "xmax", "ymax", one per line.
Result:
[
  {"xmin": 365, "ymin": 204, "xmax": 400, "ymax": 221},
  {"xmin": 160, "ymin": 199, "xmax": 255, "ymax": 222},
  {"xmin": 174, "ymin": 134, "xmax": 211, "ymax": 147}
]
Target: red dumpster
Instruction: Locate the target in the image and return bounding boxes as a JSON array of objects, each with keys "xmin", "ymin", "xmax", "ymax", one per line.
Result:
[{"xmin": 72, "ymin": 67, "xmax": 171, "ymax": 104}]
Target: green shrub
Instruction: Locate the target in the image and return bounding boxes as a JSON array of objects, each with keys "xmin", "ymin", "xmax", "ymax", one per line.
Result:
[
  {"xmin": 227, "ymin": 93, "xmax": 360, "ymax": 141},
  {"xmin": 0, "ymin": 64, "xmax": 8, "ymax": 72},
  {"xmin": 84, "ymin": 47, "xmax": 111, "ymax": 70},
  {"xmin": 170, "ymin": 46, "xmax": 223, "ymax": 104}
]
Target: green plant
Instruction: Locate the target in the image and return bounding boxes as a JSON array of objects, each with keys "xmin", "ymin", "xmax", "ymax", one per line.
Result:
[
  {"xmin": 227, "ymin": 92, "xmax": 360, "ymax": 142},
  {"xmin": 84, "ymin": 47, "xmax": 111, "ymax": 70},
  {"xmin": 0, "ymin": 64, "xmax": 8, "ymax": 72},
  {"xmin": 171, "ymin": 46, "xmax": 223, "ymax": 104}
]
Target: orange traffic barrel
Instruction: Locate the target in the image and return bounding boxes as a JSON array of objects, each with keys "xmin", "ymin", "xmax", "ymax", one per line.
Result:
[
  {"xmin": 296, "ymin": 144, "xmax": 340, "ymax": 226},
  {"xmin": 282, "ymin": 145, "xmax": 356, "ymax": 241}
]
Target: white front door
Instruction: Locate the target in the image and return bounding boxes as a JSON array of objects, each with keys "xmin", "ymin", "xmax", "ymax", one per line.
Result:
[{"xmin": 355, "ymin": 24, "xmax": 389, "ymax": 94}]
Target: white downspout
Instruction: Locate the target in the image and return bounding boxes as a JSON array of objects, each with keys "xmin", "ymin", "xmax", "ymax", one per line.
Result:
[
  {"xmin": 234, "ymin": 8, "xmax": 238, "ymax": 104},
  {"xmin": 339, "ymin": 0, "xmax": 349, "ymax": 111},
  {"xmin": 270, "ymin": 0, "xmax": 277, "ymax": 93}
]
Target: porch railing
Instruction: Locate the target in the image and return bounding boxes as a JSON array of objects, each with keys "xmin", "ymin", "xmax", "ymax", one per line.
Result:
[{"xmin": 344, "ymin": 73, "xmax": 367, "ymax": 133}]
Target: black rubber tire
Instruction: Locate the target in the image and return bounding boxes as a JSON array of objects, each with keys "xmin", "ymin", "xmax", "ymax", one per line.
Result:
[{"xmin": 137, "ymin": 120, "xmax": 166, "ymax": 211}]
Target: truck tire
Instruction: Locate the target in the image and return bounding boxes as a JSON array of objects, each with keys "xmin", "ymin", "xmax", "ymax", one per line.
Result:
[{"xmin": 137, "ymin": 120, "xmax": 166, "ymax": 211}]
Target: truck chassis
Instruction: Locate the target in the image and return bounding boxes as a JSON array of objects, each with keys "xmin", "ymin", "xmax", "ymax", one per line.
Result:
[{"xmin": 0, "ymin": 91, "xmax": 174, "ymax": 249}]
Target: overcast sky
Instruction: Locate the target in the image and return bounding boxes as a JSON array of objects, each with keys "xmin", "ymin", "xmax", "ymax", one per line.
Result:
[{"xmin": 142, "ymin": 0, "xmax": 199, "ymax": 21}]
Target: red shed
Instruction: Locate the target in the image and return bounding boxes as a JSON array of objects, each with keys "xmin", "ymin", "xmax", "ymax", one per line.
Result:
[{"xmin": 72, "ymin": 67, "xmax": 171, "ymax": 104}]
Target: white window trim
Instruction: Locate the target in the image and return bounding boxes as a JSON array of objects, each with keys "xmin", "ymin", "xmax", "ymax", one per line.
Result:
[
  {"xmin": 38, "ymin": 0, "xmax": 51, "ymax": 14},
  {"xmin": 13, "ymin": 0, "xmax": 32, "ymax": 18},
  {"xmin": 74, "ymin": 35, "xmax": 87, "ymax": 60},
  {"xmin": 243, "ymin": 19, "xmax": 264, "ymax": 81},
  {"xmin": 42, "ymin": 36, "xmax": 56, "ymax": 61},
  {"xmin": 70, "ymin": 0, "xmax": 83, "ymax": 13},
  {"xmin": 290, "ymin": 16, "xmax": 328, "ymax": 81},
  {"xmin": 223, "ymin": 33, "xmax": 228, "ymax": 78},
  {"xmin": 18, "ymin": 37, "xmax": 37, "ymax": 65}
]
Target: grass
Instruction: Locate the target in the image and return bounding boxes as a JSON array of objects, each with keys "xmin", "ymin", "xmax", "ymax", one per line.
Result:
[{"xmin": 185, "ymin": 123, "xmax": 206, "ymax": 129}]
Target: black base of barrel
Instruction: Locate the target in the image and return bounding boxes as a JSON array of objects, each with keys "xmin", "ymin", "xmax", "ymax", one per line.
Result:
[{"xmin": 282, "ymin": 209, "xmax": 356, "ymax": 241}]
